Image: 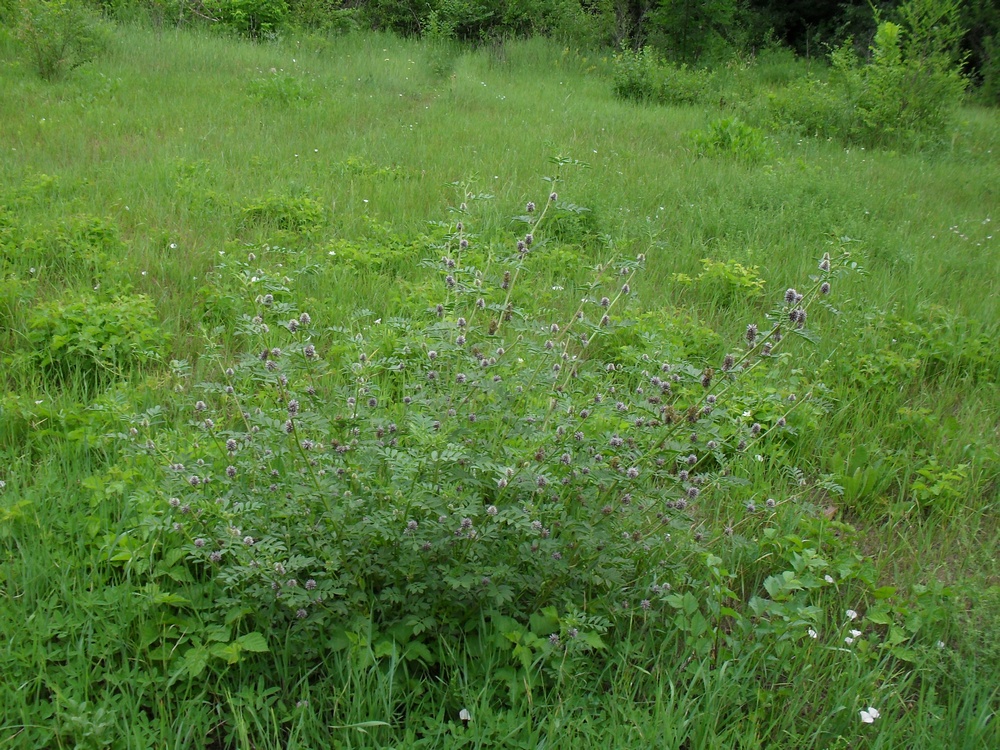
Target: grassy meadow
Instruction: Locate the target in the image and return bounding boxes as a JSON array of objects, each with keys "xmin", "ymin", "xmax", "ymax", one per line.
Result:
[{"xmin": 0, "ymin": 20, "xmax": 998, "ymax": 749}]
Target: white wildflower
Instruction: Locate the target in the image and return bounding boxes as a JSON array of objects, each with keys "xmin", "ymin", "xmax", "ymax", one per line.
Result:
[{"xmin": 860, "ymin": 707, "xmax": 880, "ymax": 724}]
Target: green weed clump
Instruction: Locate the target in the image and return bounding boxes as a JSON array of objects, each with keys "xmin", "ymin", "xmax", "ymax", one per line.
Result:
[
  {"xmin": 673, "ymin": 258, "xmax": 767, "ymax": 305},
  {"xmin": 239, "ymin": 191, "xmax": 326, "ymax": 238},
  {"xmin": 27, "ymin": 292, "xmax": 169, "ymax": 386},
  {"xmin": 612, "ymin": 45, "xmax": 712, "ymax": 106},
  {"xmin": 689, "ymin": 117, "xmax": 772, "ymax": 163},
  {"xmin": 246, "ymin": 68, "xmax": 316, "ymax": 104}
]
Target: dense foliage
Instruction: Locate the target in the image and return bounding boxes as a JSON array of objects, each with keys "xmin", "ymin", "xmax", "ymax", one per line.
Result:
[
  {"xmin": 117, "ymin": 181, "xmax": 863, "ymax": 668},
  {"xmin": 7, "ymin": 0, "xmax": 992, "ymax": 100}
]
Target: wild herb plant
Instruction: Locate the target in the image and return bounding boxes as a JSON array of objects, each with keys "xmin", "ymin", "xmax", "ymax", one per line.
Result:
[
  {"xmin": 689, "ymin": 116, "xmax": 772, "ymax": 163},
  {"xmin": 112, "ymin": 165, "xmax": 941, "ymax": 703},
  {"xmin": 612, "ymin": 45, "xmax": 712, "ymax": 105},
  {"xmin": 27, "ymin": 292, "xmax": 169, "ymax": 387}
]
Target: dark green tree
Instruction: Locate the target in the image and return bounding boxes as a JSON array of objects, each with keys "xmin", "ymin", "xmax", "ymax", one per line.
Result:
[{"xmin": 645, "ymin": 0, "xmax": 738, "ymax": 62}]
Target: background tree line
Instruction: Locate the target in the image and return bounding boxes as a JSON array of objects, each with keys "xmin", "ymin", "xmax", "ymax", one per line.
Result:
[
  {"xmin": 1, "ymin": 0, "xmax": 996, "ymax": 100},
  {"xmin": 281, "ymin": 0, "xmax": 997, "ymax": 98}
]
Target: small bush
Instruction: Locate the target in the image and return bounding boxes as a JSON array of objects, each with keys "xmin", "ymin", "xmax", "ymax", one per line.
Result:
[
  {"xmin": 240, "ymin": 191, "xmax": 326, "ymax": 236},
  {"xmin": 612, "ymin": 45, "xmax": 659, "ymax": 101},
  {"xmin": 116, "ymin": 179, "xmax": 864, "ymax": 678},
  {"xmin": 27, "ymin": 293, "xmax": 169, "ymax": 386},
  {"xmin": 204, "ymin": 0, "xmax": 289, "ymax": 39},
  {"xmin": 15, "ymin": 0, "xmax": 110, "ymax": 80},
  {"xmin": 847, "ymin": 12, "xmax": 967, "ymax": 147},
  {"xmin": 658, "ymin": 60, "xmax": 713, "ymax": 105},
  {"xmin": 763, "ymin": 75, "xmax": 847, "ymax": 138},
  {"xmin": 325, "ymin": 219, "xmax": 437, "ymax": 273},
  {"xmin": 19, "ymin": 214, "xmax": 124, "ymax": 279},
  {"xmin": 767, "ymin": 0, "xmax": 969, "ymax": 148},
  {"xmin": 422, "ymin": 9, "xmax": 460, "ymax": 78},
  {"xmin": 689, "ymin": 117, "xmax": 772, "ymax": 163},
  {"xmin": 246, "ymin": 69, "xmax": 315, "ymax": 104},
  {"xmin": 612, "ymin": 46, "xmax": 712, "ymax": 106}
]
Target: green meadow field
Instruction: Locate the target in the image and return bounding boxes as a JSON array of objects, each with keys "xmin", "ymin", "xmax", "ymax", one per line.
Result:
[{"xmin": 0, "ymin": 15, "xmax": 998, "ymax": 749}]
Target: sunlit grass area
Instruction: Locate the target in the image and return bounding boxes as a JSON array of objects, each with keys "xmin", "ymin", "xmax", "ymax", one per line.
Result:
[{"xmin": 0, "ymin": 21, "xmax": 997, "ymax": 748}]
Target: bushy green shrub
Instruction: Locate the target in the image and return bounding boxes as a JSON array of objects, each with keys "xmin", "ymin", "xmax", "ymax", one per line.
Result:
[
  {"xmin": 767, "ymin": 0, "xmax": 969, "ymax": 148},
  {"xmin": 204, "ymin": 0, "xmax": 289, "ymax": 39},
  {"xmin": 672, "ymin": 259, "xmax": 768, "ymax": 309},
  {"xmin": 240, "ymin": 191, "xmax": 326, "ymax": 236},
  {"xmin": 422, "ymin": 8, "xmax": 460, "ymax": 77},
  {"xmin": 113, "ymin": 180, "xmax": 873, "ymax": 679},
  {"xmin": 611, "ymin": 45, "xmax": 660, "ymax": 101},
  {"xmin": 15, "ymin": 0, "xmax": 111, "ymax": 80},
  {"xmin": 246, "ymin": 69, "xmax": 315, "ymax": 104},
  {"xmin": 27, "ymin": 293, "xmax": 169, "ymax": 385},
  {"xmin": 848, "ymin": 11, "xmax": 967, "ymax": 147},
  {"xmin": 325, "ymin": 219, "xmax": 439, "ymax": 273},
  {"xmin": 689, "ymin": 117, "xmax": 772, "ymax": 163},
  {"xmin": 18, "ymin": 214, "xmax": 124, "ymax": 279},
  {"xmin": 763, "ymin": 74, "xmax": 847, "ymax": 138},
  {"xmin": 612, "ymin": 45, "xmax": 711, "ymax": 105},
  {"xmin": 657, "ymin": 58, "xmax": 713, "ymax": 105}
]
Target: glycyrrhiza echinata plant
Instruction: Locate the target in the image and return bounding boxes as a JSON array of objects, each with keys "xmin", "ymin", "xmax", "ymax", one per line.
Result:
[{"xmin": 117, "ymin": 164, "xmax": 877, "ymax": 686}]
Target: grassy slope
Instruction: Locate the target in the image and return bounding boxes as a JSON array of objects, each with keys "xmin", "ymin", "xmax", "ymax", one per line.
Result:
[{"xmin": 0, "ymin": 22, "xmax": 998, "ymax": 748}]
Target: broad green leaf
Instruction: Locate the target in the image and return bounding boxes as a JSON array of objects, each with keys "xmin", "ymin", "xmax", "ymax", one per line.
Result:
[
  {"xmin": 530, "ymin": 608, "xmax": 559, "ymax": 636},
  {"xmin": 872, "ymin": 586, "xmax": 897, "ymax": 600},
  {"xmin": 866, "ymin": 608, "xmax": 893, "ymax": 626},
  {"xmin": 403, "ymin": 641, "xmax": 434, "ymax": 663},
  {"xmin": 182, "ymin": 645, "xmax": 209, "ymax": 678},
  {"xmin": 237, "ymin": 632, "xmax": 269, "ymax": 653},
  {"xmin": 891, "ymin": 646, "xmax": 917, "ymax": 662},
  {"xmin": 214, "ymin": 643, "xmax": 242, "ymax": 664}
]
